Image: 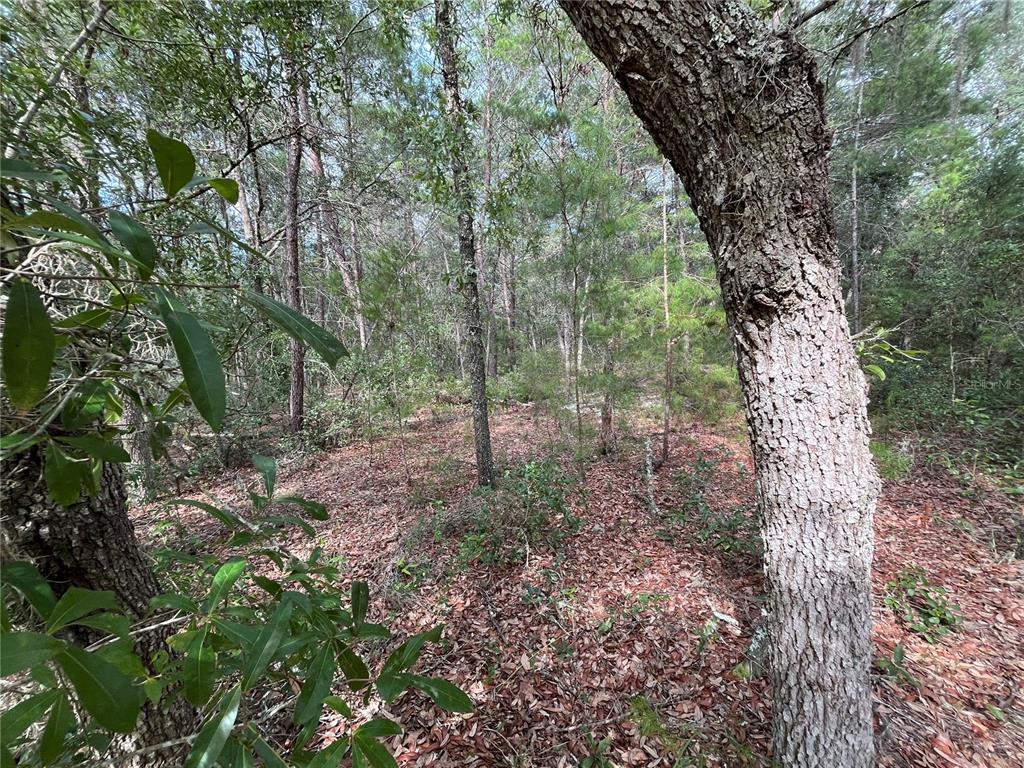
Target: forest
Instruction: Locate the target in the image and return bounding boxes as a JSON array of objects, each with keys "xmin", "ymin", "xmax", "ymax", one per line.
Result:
[{"xmin": 0, "ymin": 0, "xmax": 1021, "ymax": 766}]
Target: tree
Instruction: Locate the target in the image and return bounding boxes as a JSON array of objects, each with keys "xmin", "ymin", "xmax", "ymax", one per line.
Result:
[
  {"xmin": 557, "ymin": 2, "xmax": 880, "ymax": 764},
  {"xmin": 435, "ymin": 0, "xmax": 495, "ymax": 486},
  {"xmin": 283, "ymin": 52, "xmax": 305, "ymax": 434}
]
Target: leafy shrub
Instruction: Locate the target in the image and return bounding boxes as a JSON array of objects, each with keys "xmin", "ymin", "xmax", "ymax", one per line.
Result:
[
  {"xmin": 456, "ymin": 459, "xmax": 579, "ymax": 566},
  {"xmin": 0, "ymin": 457, "xmax": 470, "ymax": 767},
  {"xmin": 870, "ymin": 439, "xmax": 912, "ymax": 481},
  {"xmin": 883, "ymin": 566, "xmax": 963, "ymax": 642}
]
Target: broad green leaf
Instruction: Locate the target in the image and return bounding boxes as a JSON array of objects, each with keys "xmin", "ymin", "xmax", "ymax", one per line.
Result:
[
  {"xmin": 7, "ymin": 210, "xmax": 105, "ymax": 245},
  {"xmin": 336, "ymin": 643, "xmax": 370, "ymax": 691},
  {"xmin": 56, "ymin": 646, "xmax": 141, "ymax": 733},
  {"xmin": 39, "ymin": 689, "xmax": 75, "ymax": 765},
  {"xmin": 0, "ymin": 159, "xmax": 64, "ymax": 182},
  {"xmin": 351, "ymin": 720, "xmax": 401, "ymax": 768},
  {"xmin": 46, "ymin": 588, "xmax": 119, "ymax": 633},
  {"xmin": 239, "ymin": 598, "xmax": 294, "ymax": 690},
  {"xmin": 203, "ymin": 558, "xmax": 246, "ymax": 613},
  {"xmin": 0, "ymin": 632, "xmax": 65, "ymax": 676},
  {"xmin": 108, "ymin": 211, "xmax": 156, "ymax": 280},
  {"xmin": 293, "ymin": 644, "xmax": 335, "ymax": 726},
  {"xmin": 211, "ymin": 619, "xmax": 259, "ymax": 648},
  {"xmin": 151, "ymin": 592, "xmax": 200, "ymax": 613},
  {"xmin": 184, "ymin": 685, "xmax": 241, "ymax": 768},
  {"xmin": 243, "ymin": 291, "xmax": 348, "ymax": 367},
  {"xmin": 1, "ymin": 561, "xmax": 57, "ymax": 617},
  {"xmin": 251, "ymin": 455, "xmax": 276, "ymax": 498},
  {"xmin": 352, "ymin": 581, "xmax": 369, "ymax": 630},
  {"xmin": 0, "ymin": 430, "xmax": 42, "ymax": 458},
  {"xmin": 375, "ymin": 672, "xmax": 412, "ymax": 703},
  {"xmin": 0, "ymin": 689, "xmax": 60, "ymax": 748},
  {"xmin": 44, "ymin": 443, "xmax": 89, "ymax": 507},
  {"xmin": 56, "ymin": 435, "xmax": 130, "ymax": 463},
  {"xmin": 277, "ymin": 496, "xmax": 328, "ymax": 520},
  {"xmin": 183, "ymin": 625, "xmax": 217, "ymax": 706},
  {"xmin": 2, "ymin": 279, "xmax": 54, "ymax": 409},
  {"xmin": 409, "ymin": 676, "xmax": 473, "ymax": 712},
  {"xmin": 208, "ymin": 178, "xmax": 239, "ymax": 204},
  {"xmin": 864, "ymin": 363, "xmax": 886, "ymax": 381},
  {"xmin": 247, "ymin": 730, "xmax": 288, "ymax": 768},
  {"xmin": 323, "ymin": 695, "xmax": 352, "ymax": 718},
  {"xmin": 147, "ymin": 129, "xmax": 196, "ymax": 198},
  {"xmin": 170, "ymin": 498, "xmax": 240, "ymax": 529},
  {"xmin": 155, "ymin": 290, "xmax": 226, "ymax": 432},
  {"xmin": 381, "ymin": 625, "xmax": 442, "ymax": 676},
  {"xmin": 307, "ymin": 739, "xmax": 348, "ymax": 768},
  {"xmin": 53, "ymin": 308, "xmax": 113, "ymax": 329},
  {"xmin": 74, "ymin": 612, "xmax": 131, "ymax": 638}
]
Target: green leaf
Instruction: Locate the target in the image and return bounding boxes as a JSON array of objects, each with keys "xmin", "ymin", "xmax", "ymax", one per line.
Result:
[
  {"xmin": 381, "ymin": 625, "xmax": 442, "ymax": 677},
  {"xmin": 155, "ymin": 290, "xmax": 226, "ymax": 432},
  {"xmin": 351, "ymin": 720, "xmax": 400, "ymax": 768},
  {"xmin": 203, "ymin": 558, "xmax": 246, "ymax": 613},
  {"xmin": 7, "ymin": 210, "xmax": 105, "ymax": 245},
  {"xmin": 183, "ymin": 625, "xmax": 218, "ymax": 707},
  {"xmin": 247, "ymin": 730, "xmax": 288, "ymax": 768},
  {"xmin": 323, "ymin": 695, "xmax": 352, "ymax": 718},
  {"xmin": 239, "ymin": 598, "xmax": 294, "ymax": 691},
  {"xmin": 208, "ymin": 178, "xmax": 239, "ymax": 204},
  {"xmin": 0, "ymin": 159, "xmax": 65, "ymax": 182},
  {"xmin": 53, "ymin": 308, "xmax": 113, "ymax": 329},
  {"xmin": 409, "ymin": 676, "xmax": 472, "ymax": 712},
  {"xmin": 39, "ymin": 689, "xmax": 75, "ymax": 765},
  {"xmin": 147, "ymin": 129, "xmax": 196, "ymax": 198},
  {"xmin": 351, "ymin": 581, "xmax": 369, "ymax": 630},
  {"xmin": 375, "ymin": 672, "xmax": 412, "ymax": 703},
  {"xmin": 251, "ymin": 455, "xmax": 276, "ymax": 498},
  {"xmin": 44, "ymin": 442, "xmax": 89, "ymax": 506},
  {"xmin": 242, "ymin": 291, "xmax": 348, "ymax": 367},
  {"xmin": 56, "ymin": 435, "xmax": 130, "ymax": 463},
  {"xmin": 74, "ymin": 612, "xmax": 131, "ymax": 638},
  {"xmin": 46, "ymin": 588, "xmax": 119, "ymax": 633},
  {"xmin": 170, "ymin": 498, "xmax": 240, "ymax": 529},
  {"xmin": 864, "ymin": 364, "xmax": 886, "ymax": 381},
  {"xmin": 0, "ymin": 689, "xmax": 60, "ymax": 748},
  {"xmin": 2, "ymin": 279, "xmax": 54, "ymax": 409},
  {"xmin": 108, "ymin": 211, "xmax": 157, "ymax": 280},
  {"xmin": 307, "ymin": 739, "xmax": 348, "ymax": 768},
  {"xmin": 277, "ymin": 496, "xmax": 328, "ymax": 520},
  {"xmin": 293, "ymin": 644, "xmax": 336, "ymax": 726},
  {"xmin": 336, "ymin": 643, "xmax": 370, "ymax": 691},
  {"xmin": 1, "ymin": 561, "xmax": 57, "ymax": 618},
  {"xmin": 184, "ymin": 685, "xmax": 241, "ymax": 768},
  {"xmin": 0, "ymin": 632, "xmax": 65, "ymax": 676},
  {"xmin": 57, "ymin": 645, "xmax": 141, "ymax": 733}
]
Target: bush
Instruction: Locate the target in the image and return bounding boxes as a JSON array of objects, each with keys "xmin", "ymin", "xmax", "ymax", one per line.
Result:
[
  {"xmin": 884, "ymin": 566, "xmax": 963, "ymax": 642},
  {"xmin": 456, "ymin": 459, "xmax": 580, "ymax": 566},
  {"xmin": 870, "ymin": 439, "xmax": 913, "ymax": 481}
]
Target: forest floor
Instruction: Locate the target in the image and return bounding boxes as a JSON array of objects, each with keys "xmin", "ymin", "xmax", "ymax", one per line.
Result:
[{"xmin": 138, "ymin": 406, "xmax": 1024, "ymax": 767}]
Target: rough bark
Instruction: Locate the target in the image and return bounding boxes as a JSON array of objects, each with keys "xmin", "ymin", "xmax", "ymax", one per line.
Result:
[
  {"xmin": 660, "ymin": 161, "xmax": 673, "ymax": 467},
  {"xmin": 436, "ymin": 0, "xmax": 495, "ymax": 487},
  {"xmin": 283, "ymin": 54, "xmax": 305, "ymax": 434},
  {"xmin": 0, "ymin": 448, "xmax": 197, "ymax": 761},
  {"xmin": 558, "ymin": 2, "xmax": 880, "ymax": 765}
]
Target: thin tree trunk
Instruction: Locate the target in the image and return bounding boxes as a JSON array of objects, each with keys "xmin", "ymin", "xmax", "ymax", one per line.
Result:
[
  {"xmin": 342, "ymin": 59, "xmax": 369, "ymax": 351},
  {"xmin": 660, "ymin": 161, "xmax": 673, "ymax": 467},
  {"xmin": 436, "ymin": 0, "xmax": 495, "ymax": 487},
  {"xmin": 298, "ymin": 81, "xmax": 367, "ymax": 350},
  {"xmin": 559, "ymin": 3, "xmax": 880, "ymax": 765},
  {"xmin": 599, "ymin": 343, "xmax": 614, "ymax": 455},
  {"xmin": 283, "ymin": 54, "xmax": 304, "ymax": 434},
  {"xmin": 850, "ymin": 34, "xmax": 867, "ymax": 334}
]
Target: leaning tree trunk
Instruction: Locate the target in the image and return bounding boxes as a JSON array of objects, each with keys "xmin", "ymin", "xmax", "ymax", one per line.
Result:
[
  {"xmin": 436, "ymin": 0, "xmax": 495, "ymax": 487},
  {"xmin": 0, "ymin": 448, "xmax": 197, "ymax": 762},
  {"xmin": 558, "ymin": 2, "xmax": 880, "ymax": 765}
]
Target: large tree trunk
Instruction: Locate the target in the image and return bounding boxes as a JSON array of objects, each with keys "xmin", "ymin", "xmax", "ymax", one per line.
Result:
[
  {"xmin": 436, "ymin": 0, "xmax": 495, "ymax": 487},
  {"xmin": 1, "ymin": 448, "xmax": 196, "ymax": 762},
  {"xmin": 559, "ymin": 3, "xmax": 880, "ymax": 765},
  {"xmin": 283, "ymin": 54, "xmax": 304, "ymax": 434}
]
